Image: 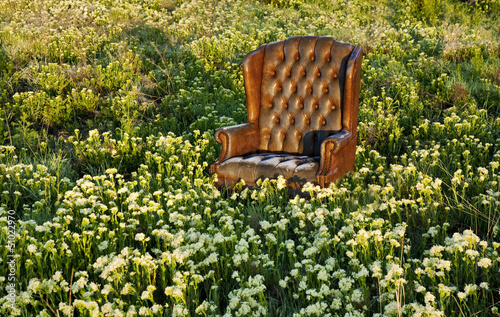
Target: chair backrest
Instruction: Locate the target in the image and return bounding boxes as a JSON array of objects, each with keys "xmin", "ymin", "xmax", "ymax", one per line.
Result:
[{"xmin": 242, "ymin": 36, "xmax": 361, "ymax": 157}]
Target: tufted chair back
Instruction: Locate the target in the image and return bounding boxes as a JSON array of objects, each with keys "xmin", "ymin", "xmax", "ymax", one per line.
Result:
[
  {"xmin": 245, "ymin": 36, "xmax": 359, "ymax": 156},
  {"xmin": 212, "ymin": 36, "xmax": 362, "ymax": 190}
]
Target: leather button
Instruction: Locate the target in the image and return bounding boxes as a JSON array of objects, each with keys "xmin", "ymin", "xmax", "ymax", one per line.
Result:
[
  {"xmin": 298, "ymin": 103, "xmax": 303, "ymax": 109},
  {"xmin": 305, "ymin": 118, "xmax": 310, "ymax": 124},
  {"xmin": 290, "ymin": 118, "xmax": 295, "ymax": 124},
  {"xmin": 314, "ymin": 104, "xmax": 319, "ymax": 109},
  {"xmin": 317, "ymin": 71, "xmax": 321, "ymax": 77},
  {"xmin": 274, "ymin": 116, "xmax": 280, "ymax": 124},
  {"xmin": 322, "ymin": 119, "xmax": 326, "ymax": 125}
]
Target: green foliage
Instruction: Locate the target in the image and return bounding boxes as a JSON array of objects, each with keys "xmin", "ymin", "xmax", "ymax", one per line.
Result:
[{"xmin": 0, "ymin": 0, "xmax": 499, "ymax": 316}]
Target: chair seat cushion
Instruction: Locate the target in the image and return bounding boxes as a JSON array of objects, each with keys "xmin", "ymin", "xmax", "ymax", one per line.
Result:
[{"xmin": 217, "ymin": 153, "xmax": 319, "ymax": 188}]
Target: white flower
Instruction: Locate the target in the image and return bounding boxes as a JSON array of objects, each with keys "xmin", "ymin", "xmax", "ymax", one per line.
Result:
[
  {"xmin": 416, "ymin": 285, "xmax": 426, "ymax": 293},
  {"xmin": 331, "ymin": 298, "xmax": 342, "ymax": 310},
  {"xmin": 106, "ymin": 168, "xmax": 117, "ymax": 175},
  {"xmin": 424, "ymin": 292, "xmax": 436, "ymax": 305},
  {"xmin": 339, "ymin": 277, "xmax": 354, "ymax": 292},
  {"xmin": 139, "ymin": 306, "xmax": 151, "ymax": 316},
  {"xmin": 98, "ymin": 241, "xmax": 109, "ymax": 251},
  {"xmin": 351, "ymin": 289, "xmax": 363, "ymax": 302},
  {"xmin": 260, "ymin": 220, "xmax": 272, "ymax": 231},
  {"xmin": 135, "ymin": 233, "xmax": 146, "ymax": 242},
  {"xmin": 279, "ymin": 279, "xmax": 287, "ymax": 288},
  {"xmin": 317, "ymin": 270, "xmax": 328, "ymax": 281},
  {"xmin": 477, "ymin": 257, "xmax": 492, "ymax": 268}
]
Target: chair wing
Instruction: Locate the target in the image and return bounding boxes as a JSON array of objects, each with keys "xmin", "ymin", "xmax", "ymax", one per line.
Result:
[{"xmin": 211, "ymin": 36, "xmax": 363, "ymax": 189}]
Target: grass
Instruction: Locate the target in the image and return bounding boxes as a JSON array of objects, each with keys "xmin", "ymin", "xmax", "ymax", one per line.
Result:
[{"xmin": 0, "ymin": 0, "xmax": 499, "ymax": 316}]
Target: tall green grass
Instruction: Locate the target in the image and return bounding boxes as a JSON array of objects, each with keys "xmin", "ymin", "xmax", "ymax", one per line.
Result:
[{"xmin": 0, "ymin": 0, "xmax": 499, "ymax": 315}]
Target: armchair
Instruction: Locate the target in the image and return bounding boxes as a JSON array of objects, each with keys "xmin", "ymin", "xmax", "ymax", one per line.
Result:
[{"xmin": 210, "ymin": 36, "xmax": 362, "ymax": 189}]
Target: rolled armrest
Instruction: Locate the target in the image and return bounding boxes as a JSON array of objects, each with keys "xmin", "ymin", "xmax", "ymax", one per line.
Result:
[
  {"xmin": 317, "ymin": 130, "xmax": 356, "ymax": 187},
  {"xmin": 213, "ymin": 123, "xmax": 259, "ymax": 165},
  {"xmin": 321, "ymin": 130, "xmax": 352, "ymax": 156}
]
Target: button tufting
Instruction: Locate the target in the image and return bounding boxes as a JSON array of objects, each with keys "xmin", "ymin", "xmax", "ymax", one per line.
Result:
[
  {"xmin": 314, "ymin": 104, "xmax": 319, "ymax": 109},
  {"xmin": 274, "ymin": 116, "xmax": 280, "ymax": 124},
  {"xmin": 298, "ymin": 103, "xmax": 303, "ymax": 109},
  {"xmin": 322, "ymin": 119, "xmax": 326, "ymax": 125},
  {"xmin": 290, "ymin": 118, "xmax": 295, "ymax": 124},
  {"xmin": 305, "ymin": 118, "xmax": 310, "ymax": 124}
]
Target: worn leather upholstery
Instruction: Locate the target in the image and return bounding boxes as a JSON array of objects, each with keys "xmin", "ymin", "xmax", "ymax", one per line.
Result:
[{"xmin": 211, "ymin": 36, "xmax": 362, "ymax": 189}]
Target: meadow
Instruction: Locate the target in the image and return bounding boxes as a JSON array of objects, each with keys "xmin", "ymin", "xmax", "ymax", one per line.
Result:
[{"xmin": 0, "ymin": 0, "xmax": 500, "ymax": 315}]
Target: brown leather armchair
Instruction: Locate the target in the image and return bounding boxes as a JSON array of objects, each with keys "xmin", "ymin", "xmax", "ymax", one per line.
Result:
[{"xmin": 210, "ymin": 36, "xmax": 362, "ymax": 189}]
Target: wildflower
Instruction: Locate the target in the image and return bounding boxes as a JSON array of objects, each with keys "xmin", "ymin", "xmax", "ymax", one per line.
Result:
[
  {"xmin": 424, "ymin": 292, "xmax": 436, "ymax": 305},
  {"xmin": 331, "ymin": 298, "xmax": 342, "ymax": 310},
  {"xmin": 427, "ymin": 226, "xmax": 438, "ymax": 237},
  {"xmin": 416, "ymin": 285, "xmax": 426, "ymax": 293},
  {"xmin": 437, "ymin": 283, "xmax": 453, "ymax": 299},
  {"xmin": 260, "ymin": 220, "xmax": 272, "ymax": 231},
  {"xmin": 27, "ymin": 244, "xmax": 37, "ymax": 253},
  {"xmin": 317, "ymin": 269, "xmax": 328, "ymax": 281},
  {"xmin": 351, "ymin": 289, "xmax": 363, "ymax": 302},
  {"xmin": 464, "ymin": 284, "xmax": 478, "ymax": 295},
  {"xmin": 139, "ymin": 307, "xmax": 151, "ymax": 316},
  {"xmin": 339, "ymin": 277, "xmax": 354, "ymax": 292},
  {"xmin": 429, "ymin": 245, "xmax": 444, "ymax": 257},
  {"xmin": 356, "ymin": 267, "xmax": 369, "ymax": 279},
  {"xmin": 477, "ymin": 257, "xmax": 492, "ymax": 268},
  {"xmin": 135, "ymin": 233, "xmax": 146, "ymax": 242}
]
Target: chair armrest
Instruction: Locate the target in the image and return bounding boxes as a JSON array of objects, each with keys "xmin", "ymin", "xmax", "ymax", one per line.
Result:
[
  {"xmin": 212, "ymin": 123, "xmax": 259, "ymax": 168},
  {"xmin": 317, "ymin": 130, "xmax": 356, "ymax": 187}
]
